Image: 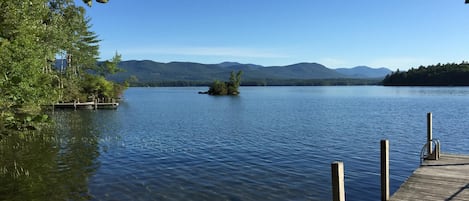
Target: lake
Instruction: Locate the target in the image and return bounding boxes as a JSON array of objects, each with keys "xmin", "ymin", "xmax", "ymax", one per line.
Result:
[{"xmin": 1, "ymin": 86, "xmax": 469, "ymax": 201}]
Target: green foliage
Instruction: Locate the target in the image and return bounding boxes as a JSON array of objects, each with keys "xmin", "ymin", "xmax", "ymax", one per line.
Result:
[
  {"xmin": 62, "ymin": 51, "xmax": 125, "ymax": 103},
  {"xmin": 208, "ymin": 80, "xmax": 228, "ymax": 95},
  {"xmin": 82, "ymin": 74, "xmax": 123, "ymax": 100},
  {"xmin": 82, "ymin": 0, "xmax": 108, "ymax": 7},
  {"xmin": 125, "ymin": 75, "xmax": 139, "ymax": 87},
  {"xmin": 0, "ymin": 0, "xmax": 125, "ymax": 131},
  {"xmin": 60, "ymin": 78, "xmax": 87, "ymax": 102},
  {"xmin": 95, "ymin": 52, "xmax": 124, "ymax": 77},
  {"xmin": 208, "ymin": 70, "xmax": 243, "ymax": 95},
  {"xmin": 0, "ymin": 0, "xmax": 60, "ymax": 130},
  {"xmin": 382, "ymin": 62, "xmax": 469, "ymax": 86}
]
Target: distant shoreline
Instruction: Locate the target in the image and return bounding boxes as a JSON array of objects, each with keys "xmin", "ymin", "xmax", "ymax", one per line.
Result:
[{"xmin": 128, "ymin": 78, "xmax": 383, "ymax": 87}]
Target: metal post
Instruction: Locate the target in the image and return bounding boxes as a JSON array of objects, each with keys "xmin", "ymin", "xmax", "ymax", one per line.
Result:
[
  {"xmin": 331, "ymin": 161, "xmax": 345, "ymax": 201},
  {"xmin": 381, "ymin": 139, "xmax": 389, "ymax": 201},
  {"xmin": 427, "ymin": 112, "xmax": 432, "ymax": 156}
]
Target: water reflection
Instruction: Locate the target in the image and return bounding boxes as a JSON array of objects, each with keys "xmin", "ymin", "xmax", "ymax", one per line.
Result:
[
  {"xmin": 2, "ymin": 87, "xmax": 469, "ymax": 201},
  {"xmin": 0, "ymin": 110, "xmax": 103, "ymax": 201}
]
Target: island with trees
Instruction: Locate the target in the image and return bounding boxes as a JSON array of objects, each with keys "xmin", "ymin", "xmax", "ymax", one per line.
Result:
[
  {"xmin": 203, "ymin": 70, "xmax": 243, "ymax": 95},
  {"xmin": 382, "ymin": 62, "xmax": 469, "ymax": 86}
]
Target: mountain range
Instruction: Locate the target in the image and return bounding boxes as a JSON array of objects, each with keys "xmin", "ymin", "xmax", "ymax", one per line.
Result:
[{"xmin": 108, "ymin": 60, "xmax": 391, "ymax": 85}]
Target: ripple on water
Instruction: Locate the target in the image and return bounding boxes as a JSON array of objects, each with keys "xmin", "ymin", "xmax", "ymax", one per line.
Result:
[{"xmin": 32, "ymin": 87, "xmax": 469, "ymax": 201}]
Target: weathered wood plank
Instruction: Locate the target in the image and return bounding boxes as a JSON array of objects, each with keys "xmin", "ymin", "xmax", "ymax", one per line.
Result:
[{"xmin": 390, "ymin": 154, "xmax": 469, "ymax": 201}]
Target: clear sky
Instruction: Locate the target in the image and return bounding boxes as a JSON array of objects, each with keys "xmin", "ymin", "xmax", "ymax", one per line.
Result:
[{"xmin": 81, "ymin": 0, "xmax": 469, "ymax": 70}]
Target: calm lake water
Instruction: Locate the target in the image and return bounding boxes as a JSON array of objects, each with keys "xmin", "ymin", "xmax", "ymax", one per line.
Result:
[{"xmin": 2, "ymin": 86, "xmax": 469, "ymax": 201}]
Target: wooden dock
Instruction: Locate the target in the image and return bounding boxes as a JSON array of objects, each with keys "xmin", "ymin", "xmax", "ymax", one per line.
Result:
[
  {"xmin": 53, "ymin": 102, "xmax": 119, "ymax": 110},
  {"xmin": 390, "ymin": 154, "xmax": 469, "ymax": 201},
  {"xmin": 330, "ymin": 113, "xmax": 469, "ymax": 201}
]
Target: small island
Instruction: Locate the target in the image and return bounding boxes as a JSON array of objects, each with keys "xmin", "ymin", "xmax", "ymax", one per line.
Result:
[{"xmin": 201, "ymin": 70, "xmax": 243, "ymax": 95}]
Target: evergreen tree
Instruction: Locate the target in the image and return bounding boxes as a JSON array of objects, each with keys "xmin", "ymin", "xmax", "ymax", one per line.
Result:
[
  {"xmin": 0, "ymin": 0, "xmax": 126, "ymax": 131},
  {"xmin": 382, "ymin": 63, "xmax": 469, "ymax": 86}
]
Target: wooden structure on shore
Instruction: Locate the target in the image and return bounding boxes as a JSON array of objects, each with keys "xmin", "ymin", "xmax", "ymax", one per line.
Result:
[
  {"xmin": 390, "ymin": 154, "xmax": 469, "ymax": 200},
  {"xmin": 331, "ymin": 113, "xmax": 469, "ymax": 201},
  {"xmin": 53, "ymin": 101, "xmax": 119, "ymax": 110}
]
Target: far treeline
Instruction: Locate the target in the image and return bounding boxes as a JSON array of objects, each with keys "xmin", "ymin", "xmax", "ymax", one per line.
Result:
[
  {"xmin": 129, "ymin": 78, "xmax": 382, "ymax": 87},
  {"xmin": 382, "ymin": 62, "xmax": 469, "ymax": 86},
  {"xmin": 1, "ymin": 0, "xmax": 126, "ymax": 131}
]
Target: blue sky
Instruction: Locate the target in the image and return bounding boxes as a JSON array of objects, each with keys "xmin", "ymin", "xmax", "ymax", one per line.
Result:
[{"xmin": 82, "ymin": 0, "xmax": 469, "ymax": 70}]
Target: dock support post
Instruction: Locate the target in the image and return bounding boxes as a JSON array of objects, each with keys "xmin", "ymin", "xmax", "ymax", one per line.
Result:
[
  {"xmin": 94, "ymin": 99, "xmax": 98, "ymax": 110},
  {"xmin": 331, "ymin": 161, "xmax": 345, "ymax": 201},
  {"xmin": 427, "ymin": 112, "xmax": 432, "ymax": 156},
  {"xmin": 381, "ymin": 139, "xmax": 389, "ymax": 201}
]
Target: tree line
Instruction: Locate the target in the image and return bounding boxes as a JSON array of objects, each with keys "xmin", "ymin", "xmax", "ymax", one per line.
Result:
[
  {"xmin": 127, "ymin": 78, "xmax": 380, "ymax": 87},
  {"xmin": 0, "ymin": 0, "xmax": 126, "ymax": 131},
  {"xmin": 382, "ymin": 62, "xmax": 469, "ymax": 86}
]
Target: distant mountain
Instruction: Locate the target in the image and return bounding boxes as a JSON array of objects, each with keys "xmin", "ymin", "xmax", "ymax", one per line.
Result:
[
  {"xmin": 259, "ymin": 63, "xmax": 347, "ymax": 79},
  {"xmin": 335, "ymin": 66, "xmax": 392, "ymax": 78},
  {"xmin": 218, "ymin": 62, "xmax": 242, "ymax": 67},
  {"xmin": 110, "ymin": 60, "xmax": 225, "ymax": 82},
  {"xmin": 107, "ymin": 60, "xmax": 390, "ymax": 85},
  {"xmin": 218, "ymin": 62, "xmax": 264, "ymax": 70}
]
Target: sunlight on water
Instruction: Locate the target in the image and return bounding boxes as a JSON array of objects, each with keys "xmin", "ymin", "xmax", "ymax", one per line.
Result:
[{"xmin": 2, "ymin": 86, "xmax": 469, "ymax": 201}]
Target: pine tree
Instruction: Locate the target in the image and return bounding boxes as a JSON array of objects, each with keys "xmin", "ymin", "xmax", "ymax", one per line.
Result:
[{"xmin": 0, "ymin": 0, "xmax": 126, "ymax": 131}]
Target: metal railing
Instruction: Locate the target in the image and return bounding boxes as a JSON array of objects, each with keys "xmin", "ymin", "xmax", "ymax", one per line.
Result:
[{"xmin": 420, "ymin": 138, "xmax": 440, "ymax": 165}]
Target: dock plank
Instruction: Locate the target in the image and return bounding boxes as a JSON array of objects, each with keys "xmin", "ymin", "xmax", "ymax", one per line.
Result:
[
  {"xmin": 53, "ymin": 102, "xmax": 119, "ymax": 109},
  {"xmin": 390, "ymin": 154, "xmax": 469, "ymax": 201}
]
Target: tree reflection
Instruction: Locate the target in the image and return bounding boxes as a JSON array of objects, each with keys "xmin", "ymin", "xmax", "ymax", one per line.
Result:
[{"xmin": 0, "ymin": 110, "xmax": 102, "ymax": 201}]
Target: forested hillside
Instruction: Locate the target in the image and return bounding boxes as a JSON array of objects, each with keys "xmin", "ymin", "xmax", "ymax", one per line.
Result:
[
  {"xmin": 108, "ymin": 60, "xmax": 389, "ymax": 86},
  {"xmin": 382, "ymin": 62, "xmax": 469, "ymax": 86}
]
